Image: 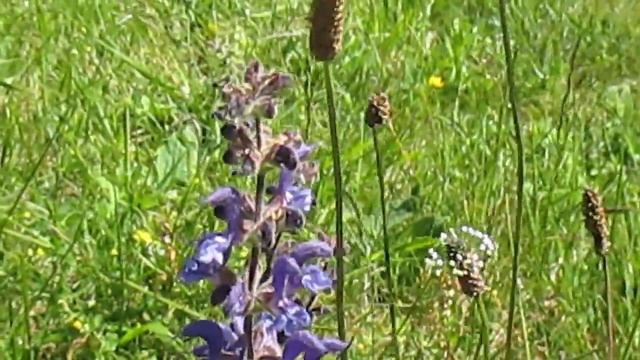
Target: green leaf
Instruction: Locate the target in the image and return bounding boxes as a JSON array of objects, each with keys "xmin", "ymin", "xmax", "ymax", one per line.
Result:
[{"xmin": 118, "ymin": 321, "xmax": 173, "ymax": 346}]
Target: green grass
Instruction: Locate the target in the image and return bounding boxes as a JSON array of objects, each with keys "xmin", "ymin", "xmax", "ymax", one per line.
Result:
[{"xmin": 1, "ymin": 0, "xmax": 639, "ymax": 358}]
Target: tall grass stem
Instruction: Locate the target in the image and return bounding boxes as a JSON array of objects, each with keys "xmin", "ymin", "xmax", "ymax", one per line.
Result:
[
  {"xmin": 372, "ymin": 127, "xmax": 399, "ymax": 357},
  {"xmin": 497, "ymin": 0, "xmax": 526, "ymax": 357},
  {"xmin": 622, "ymin": 307, "xmax": 640, "ymax": 359},
  {"xmin": 323, "ymin": 62, "xmax": 346, "ymax": 353},
  {"xmin": 478, "ymin": 297, "xmax": 490, "ymax": 360},
  {"xmin": 603, "ymin": 255, "xmax": 615, "ymax": 360}
]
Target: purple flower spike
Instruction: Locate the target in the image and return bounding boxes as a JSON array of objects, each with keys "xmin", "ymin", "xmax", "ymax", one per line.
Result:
[
  {"xmin": 291, "ymin": 240, "xmax": 333, "ymax": 266},
  {"xmin": 182, "ymin": 320, "xmax": 225, "ymax": 360},
  {"xmin": 300, "ymin": 265, "xmax": 333, "ymax": 294},
  {"xmin": 282, "ymin": 331, "xmax": 348, "ymax": 360}
]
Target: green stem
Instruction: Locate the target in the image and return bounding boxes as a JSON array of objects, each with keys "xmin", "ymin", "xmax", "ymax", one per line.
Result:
[
  {"xmin": 8, "ymin": 294, "xmax": 16, "ymax": 358},
  {"xmin": 372, "ymin": 128, "xmax": 398, "ymax": 357},
  {"xmin": 244, "ymin": 117, "xmax": 266, "ymax": 360},
  {"xmin": 622, "ymin": 306, "xmax": 640, "ymax": 359},
  {"xmin": 304, "ymin": 58, "xmax": 314, "ymax": 139},
  {"xmin": 323, "ymin": 62, "xmax": 346, "ymax": 352},
  {"xmin": 498, "ymin": 0, "xmax": 525, "ymax": 357},
  {"xmin": 603, "ymin": 255, "xmax": 615, "ymax": 360},
  {"xmin": 478, "ymin": 297, "xmax": 490, "ymax": 360},
  {"xmin": 20, "ymin": 256, "xmax": 32, "ymax": 357},
  {"xmin": 518, "ymin": 290, "xmax": 532, "ymax": 360}
]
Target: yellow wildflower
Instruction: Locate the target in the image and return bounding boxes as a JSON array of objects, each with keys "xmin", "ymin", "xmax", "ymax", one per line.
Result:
[
  {"xmin": 133, "ymin": 229, "xmax": 153, "ymax": 245},
  {"xmin": 428, "ymin": 75, "xmax": 445, "ymax": 89},
  {"xmin": 36, "ymin": 248, "xmax": 45, "ymax": 257},
  {"xmin": 71, "ymin": 320, "xmax": 83, "ymax": 331},
  {"xmin": 206, "ymin": 22, "xmax": 218, "ymax": 37},
  {"xmin": 110, "ymin": 248, "xmax": 118, "ymax": 256}
]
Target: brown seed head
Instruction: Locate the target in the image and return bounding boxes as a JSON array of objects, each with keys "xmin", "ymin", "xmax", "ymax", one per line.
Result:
[
  {"xmin": 457, "ymin": 271, "xmax": 486, "ymax": 298},
  {"xmin": 365, "ymin": 92, "xmax": 391, "ymax": 128},
  {"xmin": 309, "ymin": 0, "xmax": 345, "ymax": 61},
  {"xmin": 582, "ymin": 187, "xmax": 610, "ymax": 256},
  {"xmin": 447, "ymin": 244, "xmax": 487, "ymax": 297}
]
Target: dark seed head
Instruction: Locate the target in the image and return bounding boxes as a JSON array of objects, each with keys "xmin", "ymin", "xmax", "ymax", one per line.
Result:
[
  {"xmin": 264, "ymin": 100, "xmax": 277, "ymax": 119},
  {"xmin": 365, "ymin": 92, "xmax": 391, "ymax": 128},
  {"xmin": 220, "ymin": 123, "xmax": 238, "ymax": 140},
  {"xmin": 222, "ymin": 149, "xmax": 238, "ymax": 164},
  {"xmin": 285, "ymin": 208, "xmax": 305, "ymax": 230},
  {"xmin": 274, "ymin": 145, "xmax": 298, "ymax": 170},
  {"xmin": 582, "ymin": 187, "xmax": 610, "ymax": 256},
  {"xmin": 212, "ymin": 108, "xmax": 226, "ymax": 121},
  {"xmin": 457, "ymin": 272, "xmax": 486, "ymax": 298},
  {"xmin": 309, "ymin": 0, "xmax": 346, "ymax": 61},
  {"xmin": 265, "ymin": 185, "xmax": 277, "ymax": 196},
  {"xmin": 213, "ymin": 205, "xmax": 227, "ymax": 220},
  {"xmin": 210, "ymin": 284, "xmax": 232, "ymax": 306}
]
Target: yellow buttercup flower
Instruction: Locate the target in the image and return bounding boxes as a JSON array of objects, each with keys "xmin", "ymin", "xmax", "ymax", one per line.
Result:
[
  {"xmin": 71, "ymin": 320, "xmax": 84, "ymax": 331},
  {"xmin": 134, "ymin": 229, "xmax": 153, "ymax": 245},
  {"xmin": 110, "ymin": 248, "xmax": 118, "ymax": 256},
  {"xmin": 428, "ymin": 75, "xmax": 445, "ymax": 89}
]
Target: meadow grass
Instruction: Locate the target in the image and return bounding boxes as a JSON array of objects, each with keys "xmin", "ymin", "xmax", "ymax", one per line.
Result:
[{"xmin": 1, "ymin": 0, "xmax": 639, "ymax": 358}]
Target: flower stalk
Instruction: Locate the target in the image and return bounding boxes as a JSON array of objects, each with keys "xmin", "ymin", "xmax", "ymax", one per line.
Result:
[
  {"xmin": 323, "ymin": 62, "xmax": 347, "ymax": 346},
  {"xmin": 583, "ymin": 187, "xmax": 615, "ymax": 360},
  {"xmin": 243, "ymin": 117, "xmax": 266, "ymax": 359},
  {"xmin": 366, "ymin": 92, "xmax": 398, "ymax": 357},
  {"xmin": 309, "ymin": 1, "xmax": 348, "ymax": 351},
  {"xmin": 497, "ymin": 0, "xmax": 526, "ymax": 356}
]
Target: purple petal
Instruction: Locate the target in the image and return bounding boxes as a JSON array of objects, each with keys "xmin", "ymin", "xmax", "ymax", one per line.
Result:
[
  {"xmin": 280, "ymin": 300, "xmax": 311, "ymax": 335},
  {"xmin": 193, "ymin": 344, "xmax": 209, "ymax": 358},
  {"xmin": 296, "ymin": 143, "xmax": 315, "ymax": 160},
  {"xmin": 253, "ymin": 317, "xmax": 282, "ymax": 359},
  {"xmin": 272, "ymin": 256, "xmax": 302, "ymax": 301},
  {"xmin": 321, "ymin": 338, "xmax": 349, "ymax": 353},
  {"xmin": 282, "ymin": 331, "xmax": 327, "ymax": 360},
  {"xmin": 224, "ymin": 282, "xmax": 247, "ymax": 321},
  {"xmin": 277, "ymin": 169, "xmax": 296, "ymax": 195},
  {"xmin": 180, "ymin": 259, "xmax": 215, "ymax": 283},
  {"xmin": 182, "ymin": 320, "xmax": 225, "ymax": 360},
  {"xmin": 204, "ymin": 187, "xmax": 239, "ymax": 206},
  {"xmin": 291, "ymin": 240, "xmax": 333, "ymax": 266},
  {"xmin": 300, "ymin": 265, "xmax": 333, "ymax": 293},
  {"xmin": 219, "ymin": 323, "xmax": 240, "ymax": 350},
  {"xmin": 285, "ymin": 186, "xmax": 314, "ymax": 213},
  {"xmin": 195, "ymin": 233, "xmax": 231, "ymax": 265}
]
